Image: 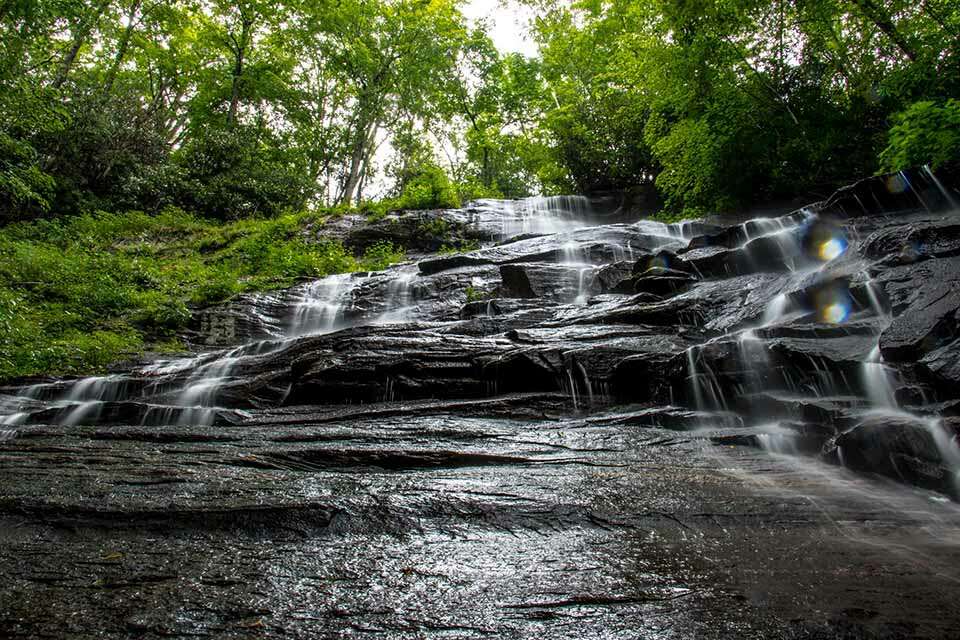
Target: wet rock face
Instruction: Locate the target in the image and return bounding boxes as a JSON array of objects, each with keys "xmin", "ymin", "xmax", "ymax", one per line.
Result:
[
  {"xmin": 314, "ymin": 209, "xmax": 491, "ymax": 254},
  {"xmin": 877, "ymin": 257, "xmax": 960, "ymax": 365},
  {"xmin": 836, "ymin": 414, "xmax": 959, "ymax": 497},
  {"xmin": 5, "ymin": 167, "xmax": 960, "ymax": 489},
  {"xmin": 4, "ymin": 167, "xmax": 960, "ymax": 637}
]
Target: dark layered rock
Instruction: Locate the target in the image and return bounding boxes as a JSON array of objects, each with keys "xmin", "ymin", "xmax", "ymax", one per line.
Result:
[
  {"xmin": 315, "ymin": 209, "xmax": 490, "ymax": 254},
  {"xmin": 632, "ymin": 266, "xmax": 698, "ymax": 297},
  {"xmin": 819, "ymin": 166, "xmax": 960, "ymax": 218},
  {"xmin": 419, "ymin": 224, "xmax": 687, "ymax": 277},
  {"xmin": 595, "ymin": 260, "xmax": 637, "ymax": 294},
  {"xmin": 499, "ymin": 263, "xmax": 600, "ymax": 301},
  {"xmin": 6, "ymin": 169, "xmax": 960, "ymax": 639},
  {"xmin": 686, "ymin": 210, "xmax": 814, "ymax": 250},
  {"xmin": 836, "ymin": 413, "xmax": 960, "ymax": 497},
  {"xmin": 861, "ymin": 219, "xmax": 960, "ymax": 263},
  {"xmin": 877, "ymin": 257, "xmax": 960, "ymax": 363},
  {"xmin": 711, "ymin": 420, "xmax": 835, "ymax": 456}
]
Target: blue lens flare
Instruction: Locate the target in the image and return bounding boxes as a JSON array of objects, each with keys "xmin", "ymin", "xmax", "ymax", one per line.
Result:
[
  {"xmin": 818, "ymin": 236, "xmax": 848, "ymax": 262},
  {"xmin": 649, "ymin": 255, "xmax": 669, "ymax": 270},
  {"xmin": 886, "ymin": 173, "xmax": 909, "ymax": 194},
  {"xmin": 821, "ymin": 300, "xmax": 851, "ymax": 323}
]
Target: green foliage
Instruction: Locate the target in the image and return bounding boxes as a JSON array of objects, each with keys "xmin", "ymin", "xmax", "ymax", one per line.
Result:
[
  {"xmin": 357, "ymin": 200, "xmax": 392, "ymax": 221},
  {"xmin": 464, "ymin": 286, "xmax": 491, "ymax": 303},
  {"xmin": 0, "ymin": 0, "xmax": 481, "ymax": 220},
  {"xmin": 0, "ymin": 208, "xmax": 406, "ymax": 381},
  {"xmin": 170, "ymin": 124, "xmax": 313, "ymax": 219},
  {"xmin": 0, "ymin": 86, "xmax": 66, "ymax": 221},
  {"xmin": 438, "ymin": 239, "xmax": 481, "ymax": 255},
  {"xmin": 526, "ymin": 0, "xmax": 960, "ymax": 214},
  {"xmin": 0, "ymin": 132, "xmax": 56, "ymax": 217},
  {"xmin": 418, "ymin": 218, "xmax": 450, "ymax": 237},
  {"xmin": 456, "ymin": 178, "xmax": 502, "ymax": 203},
  {"xmin": 395, "ymin": 164, "xmax": 461, "ymax": 210},
  {"xmin": 359, "ymin": 241, "xmax": 406, "ymax": 272},
  {"xmin": 880, "ymin": 100, "xmax": 960, "ymax": 172}
]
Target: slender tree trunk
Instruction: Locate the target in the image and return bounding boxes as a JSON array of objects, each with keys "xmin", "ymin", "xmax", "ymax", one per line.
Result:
[
  {"xmin": 340, "ymin": 117, "xmax": 378, "ymax": 205},
  {"xmin": 103, "ymin": 0, "xmax": 142, "ymax": 93},
  {"xmin": 53, "ymin": 39, "xmax": 84, "ymax": 88},
  {"xmin": 227, "ymin": 15, "xmax": 254, "ymax": 126},
  {"xmin": 463, "ymin": 108, "xmax": 492, "ymax": 189},
  {"xmin": 848, "ymin": 0, "xmax": 918, "ymax": 62},
  {"xmin": 53, "ymin": 0, "xmax": 110, "ymax": 89},
  {"xmin": 482, "ymin": 146, "xmax": 491, "ymax": 188},
  {"xmin": 340, "ymin": 129, "xmax": 367, "ymax": 205}
]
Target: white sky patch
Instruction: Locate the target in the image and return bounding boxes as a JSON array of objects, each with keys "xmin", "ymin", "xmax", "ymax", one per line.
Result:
[{"xmin": 463, "ymin": 0, "xmax": 539, "ymax": 57}]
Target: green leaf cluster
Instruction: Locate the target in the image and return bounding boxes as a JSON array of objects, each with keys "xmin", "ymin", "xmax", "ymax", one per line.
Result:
[
  {"xmin": 0, "ymin": 208, "xmax": 404, "ymax": 380},
  {"xmin": 880, "ymin": 99, "xmax": 960, "ymax": 172}
]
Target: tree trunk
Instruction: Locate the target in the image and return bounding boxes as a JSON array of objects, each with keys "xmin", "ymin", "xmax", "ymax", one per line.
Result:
[
  {"xmin": 53, "ymin": 0, "xmax": 110, "ymax": 89},
  {"xmin": 227, "ymin": 15, "xmax": 254, "ymax": 126},
  {"xmin": 482, "ymin": 146, "xmax": 491, "ymax": 188},
  {"xmin": 848, "ymin": 0, "xmax": 918, "ymax": 62},
  {"xmin": 339, "ymin": 118, "xmax": 378, "ymax": 206},
  {"xmin": 104, "ymin": 0, "xmax": 142, "ymax": 93}
]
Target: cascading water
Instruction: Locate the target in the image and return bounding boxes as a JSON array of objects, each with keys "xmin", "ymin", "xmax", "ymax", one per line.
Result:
[
  {"xmin": 923, "ymin": 164, "xmax": 960, "ymax": 211},
  {"xmin": 9, "ymin": 171, "xmax": 960, "ymax": 636},
  {"xmin": 375, "ymin": 265, "xmax": 418, "ymax": 324},
  {"xmin": 473, "ymin": 195, "xmax": 596, "ymax": 238},
  {"xmin": 2, "ymin": 171, "xmax": 959, "ymax": 500},
  {"xmin": 289, "ymin": 273, "xmax": 356, "ymax": 336},
  {"xmin": 0, "ymin": 270, "xmax": 375, "ymax": 427}
]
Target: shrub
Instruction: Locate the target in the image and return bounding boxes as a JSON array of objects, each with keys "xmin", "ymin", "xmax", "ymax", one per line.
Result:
[
  {"xmin": 0, "ymin": 209, "xmax": 384, "ymax": 380},
  {"xmin": 360, "ymin": 241, "xmax": 405, "ymax": 271},
  {"xmin": 465, "ymin": 286, "xmax": 491, "ymax": 303},
  {"xmin": 172, "ymin": 124, "xmax": 313, "ymax": 219},
  {"xmin": 396, "ymin": 164, "xmax": 461, "ymax": 210},
  {"xmin": 879, "ymin": 100, "xmax": 960, "ymax": 172}
]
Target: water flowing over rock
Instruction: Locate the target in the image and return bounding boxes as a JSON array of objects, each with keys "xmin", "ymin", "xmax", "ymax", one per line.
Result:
[{"xmin": 4, "ymin": 166, "xmax": 960, "ymax": 637}]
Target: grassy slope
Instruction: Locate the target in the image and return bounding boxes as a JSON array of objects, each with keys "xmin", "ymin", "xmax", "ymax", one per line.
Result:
[{"xmin": 0, "ymin": 208, "xmax": 405, "ymax": 381}]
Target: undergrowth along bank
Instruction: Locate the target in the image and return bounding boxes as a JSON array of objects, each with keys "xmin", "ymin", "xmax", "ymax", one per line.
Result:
[{"xmin": 0, "ymin": 207, "xmax": 405, "ymax": 381}]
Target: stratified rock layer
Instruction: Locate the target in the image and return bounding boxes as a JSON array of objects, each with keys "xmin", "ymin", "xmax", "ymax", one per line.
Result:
[{"xmin": 2, "ymin": 169, "xmax": 960, "ymax": 638}]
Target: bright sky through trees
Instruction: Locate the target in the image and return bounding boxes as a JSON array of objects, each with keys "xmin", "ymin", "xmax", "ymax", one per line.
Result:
[{"xmin": 463, "ymin": 1, "xmax": 538, "ymax": 56}]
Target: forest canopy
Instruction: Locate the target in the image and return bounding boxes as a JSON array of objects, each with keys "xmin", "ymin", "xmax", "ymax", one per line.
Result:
[{"xmin": 0, "ymin": 0, "xmax": 958, "ymax": 222}]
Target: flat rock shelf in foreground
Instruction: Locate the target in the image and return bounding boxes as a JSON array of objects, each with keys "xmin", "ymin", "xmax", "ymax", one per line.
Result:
[{"xmin": 3, "ymin": 174, "xmax": 960, "ymax": 638}]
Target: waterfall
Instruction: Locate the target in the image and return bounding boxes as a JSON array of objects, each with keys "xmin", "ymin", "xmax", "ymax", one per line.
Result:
[
  {"xmin": 3, "ymin": 170, "xmax": 959, "ymax": 501},
  {"xmin": 738, "ymin": 293, "xmax": 791, "ymax": 394},
  {"xmin": 288, "ymin": 273, "xmax": 356, "ymax": 336},
  {"xmin": 0, "ymin": 270, "xmax": 371, "ymax": 427},
  {"xmin": 861, "ymin": 346, "xmax": 897, "ymax": 408},
  {"xmin": 573, "ymin": 267, "xmax": 595, "ymax": 305},
  {"xmin": 899, "ymin": 170, "xmax": 932, "ymax": 212},
  {"xmin": 473, "ymin": 195, "xmax": 595, "ymax": 238},
  {"xmin": 685, "ymin": 345, "xmax": 727, "ymax": 412},
  {"xmin": 922, "ymin": 164, "xmax": 959, "ymax": 211},
  {"xmin": 375, "ymin": 265, "xmax": 418, "ymax": 324}
]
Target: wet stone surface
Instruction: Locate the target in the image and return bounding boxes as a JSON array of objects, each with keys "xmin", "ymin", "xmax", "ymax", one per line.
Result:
[
  {"xmin": 4, "ymin": 407, "xmax": 960, "ymax": 638},
  {"xmin": 4, "ymin": 177, "xmax": 960, "ymax": 637}
]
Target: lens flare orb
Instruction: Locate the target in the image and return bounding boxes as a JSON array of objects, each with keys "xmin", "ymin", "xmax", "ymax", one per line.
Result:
[
  {"xmin": 886, "ymin": 173, "xmax": 909, "ymax": 194},
  {"xmin": 821, "ymin": 301, "xmax": 851, "ymax": 324},
  {"xmin": 649, "ymin": 255, "xmax": 669, "ymax": 270},
  {"xmin": 818, "ymin": 236, "xmax": 848, "ymax": 262}
]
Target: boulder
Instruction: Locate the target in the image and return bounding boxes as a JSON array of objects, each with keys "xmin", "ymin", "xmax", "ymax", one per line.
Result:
[
  {"xmin": 836, "ymin": 413, "xmax": 960, "ymax": 497},
  {"xmin": 499, "ymin": 263, "xmax": 601, "ymax": 301}
]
